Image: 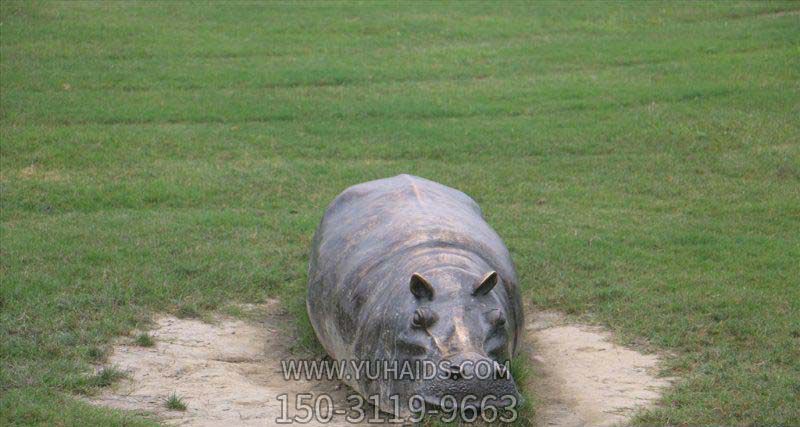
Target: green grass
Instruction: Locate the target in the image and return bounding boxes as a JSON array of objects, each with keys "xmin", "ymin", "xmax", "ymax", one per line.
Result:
[
  {"xmin": 134, "ymin": 333, "xmax": 155, "ymax": 348},
  {"xmin": 87, "ymin": 366, "xmax": 126, "ymax": 389},
  {"xmin": 164, "ymin": 392, "xmax": 187, "ymax": 412},
  {"xmin": 1, "ymin": 1, "xmax": 799, "ymax": 425}
]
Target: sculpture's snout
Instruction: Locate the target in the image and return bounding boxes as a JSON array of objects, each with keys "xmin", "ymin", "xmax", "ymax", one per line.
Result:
[
  {"xmin": 442, "ymin": 352, "xmax": 508, "ymax": 381},
  {"xmin": 420, "ymin": 352, "xmax": 522, "ymax": 413}
]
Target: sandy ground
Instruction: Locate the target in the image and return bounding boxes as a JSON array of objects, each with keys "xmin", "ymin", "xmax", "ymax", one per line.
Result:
[
  {"xmin": 524, "ymin": 311, "xmax": 673, "ymax": 426},
  {"xmin": 88, "ymin": 300, "xmax": 359, "ymax": 426},
  {"xmin": 89, "ymin": 301, "xmax": 673, "ymax": 426}
]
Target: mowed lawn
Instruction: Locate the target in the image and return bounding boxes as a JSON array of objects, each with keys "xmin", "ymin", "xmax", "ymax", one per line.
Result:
[{"xmin": 1, "ymin": 1, "xmax": 799, "ymax": 425}]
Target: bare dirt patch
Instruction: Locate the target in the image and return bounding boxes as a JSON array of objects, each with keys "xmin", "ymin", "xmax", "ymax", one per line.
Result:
[
  {"xmin": 525, "ymin": 310, "xmax": 674, "ymax": 426},
  {"xmin": 89, "ymin": 301, "xmax": 673, "ymax": 426},
  {"xmin": 88, "ymin": 300, "xmax": 359, "ymax": 426}
]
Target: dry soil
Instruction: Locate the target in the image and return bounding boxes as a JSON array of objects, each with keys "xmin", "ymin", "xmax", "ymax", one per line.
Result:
[{"xmin": 89, "ymin": 301, "xmax": 673, "ymax": 426}]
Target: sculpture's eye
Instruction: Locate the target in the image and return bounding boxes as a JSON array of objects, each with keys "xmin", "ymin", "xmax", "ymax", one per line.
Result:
[
  {"xmin": 412, "ymin": 307, "xmax": 438, "ymax": 329},
  {"xmin": 487, "ymin": 309, "xmax": 506, "ymax": 328}
]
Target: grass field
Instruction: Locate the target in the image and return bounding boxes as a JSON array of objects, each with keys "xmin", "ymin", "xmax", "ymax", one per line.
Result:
[{"xmin": 1, "ymin": 1, "xmax": 799, "ymax": 425}]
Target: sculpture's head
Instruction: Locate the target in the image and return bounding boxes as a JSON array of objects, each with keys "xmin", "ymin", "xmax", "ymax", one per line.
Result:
[{"xmin": 395, "ymin": 268, "xmax": 521, "ymax": 413}]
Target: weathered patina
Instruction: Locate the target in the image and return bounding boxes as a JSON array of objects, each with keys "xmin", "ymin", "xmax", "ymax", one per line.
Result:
[{"xmin": 307, "ymin": 174, "xmax": 523, "ymax": 416}]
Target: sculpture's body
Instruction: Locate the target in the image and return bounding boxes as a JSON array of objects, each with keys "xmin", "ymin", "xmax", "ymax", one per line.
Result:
[{"xmin": 307, "ymin": 174, "xmax": 523, "ymax": 416}]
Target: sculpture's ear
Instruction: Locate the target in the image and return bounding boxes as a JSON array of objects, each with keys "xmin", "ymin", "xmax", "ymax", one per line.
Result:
[
  {"xmin": 410, "ymin": 273, "xmax": 435, "ymax": 300},
  {"xmin": 472, "ymin": 271, "xmax": 498, "ymax": 296}
]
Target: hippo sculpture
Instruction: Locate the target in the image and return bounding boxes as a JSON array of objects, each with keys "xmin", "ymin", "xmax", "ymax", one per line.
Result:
[{"xmin": 307, "ymin": 174, "xmax": 523, "ymax": 417}]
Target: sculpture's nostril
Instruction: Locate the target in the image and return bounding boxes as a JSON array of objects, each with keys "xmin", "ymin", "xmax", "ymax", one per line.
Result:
[
  {"xmin": 446, "ymin": 363, "xmax": 462, "ymax": 379},
  {"xmin": 495, "ymin": 361, "xmax": 508, "ymax": 378}
]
